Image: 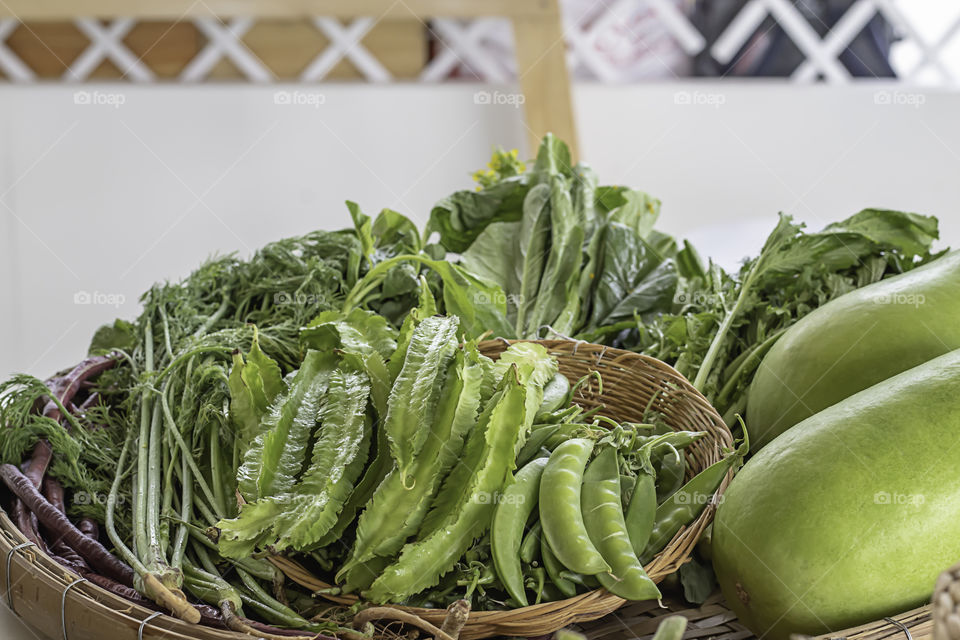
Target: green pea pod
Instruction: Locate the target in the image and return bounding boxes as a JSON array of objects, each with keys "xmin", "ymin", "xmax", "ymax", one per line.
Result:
[
  {"xmin": 540, "ymin": 438, "xmax": 610, "ymax": 575},
  {"xmin": 384, "ymin": 315, "xmax": 460, "ymax": 484},
  {"xmin": 342, "ymin": 346, "xmax": 483, "ymax": 575},
  {"xmin": 620, "ymin": 474, "xmax": 637, "ymax": 505},
  {"xmin": 491, "ymin": 457, "xmax": 548, "ymax": 606},
  {"xmin": 364, "ymin": 368, "xmax": 529, "ymax": 603},
  {"xmin": 539, "ymin": 372, "xmax": 570, "ymax": 414},
  {"xmin": 519, "ymin": 521, "xmax": 542, "ymax": 565},
  {"xmin": 540, "ymin": 537, "xmax": 577, "ymax": 598},
  {"xmin": 516, "ymin": 424, "xmax": 560, "ymax": 467},
  {"xmin": 581, "ymin": 447, "xmax": 660, "ymax": 600},
  {"xmin": 652, "ymin": 615, "xmax": 688, "ymax": 640},
  {"xmin": 642, "ymin": 447, "xmax": 745, "ymax": 562},
  {"xmin": 655, "ymin": 444, "xmax": 685, "ymax": 503},
  {"xmin": 542, "ymin": 423, "xmax": 590, "ymax": 451},
  {"xmin": 625, "ymin": 470, "xmax": 657, "ymax": 558}
]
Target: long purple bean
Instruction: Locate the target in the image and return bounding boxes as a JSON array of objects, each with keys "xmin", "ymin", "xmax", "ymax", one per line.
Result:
[
  {"xmin": 1, "ymin": 463, "xmax": 133, "ymax": 586},
  {"xmin": 42, "ymin": 355, "xmax": 116, "ymax": 423}
]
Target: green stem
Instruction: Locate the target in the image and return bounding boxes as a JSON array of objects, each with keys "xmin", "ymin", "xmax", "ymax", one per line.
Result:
[
  {"xmin": 171, "ymin": 453, "xmax": 192, "ymax": 569},
  {"xmin": 692, "ymin": 267, "xmax": 758, "ymax": 393},
  {"xmin": 106, "ymin": 427, "xmax": 148, "ymax": 574},
  {"xmin": 134, "ymin": 319, "xmax": 154, "ymax": 572},
  {"xmin": 159, "ymin": 384, "xmax": 224, "ymax": 519}
]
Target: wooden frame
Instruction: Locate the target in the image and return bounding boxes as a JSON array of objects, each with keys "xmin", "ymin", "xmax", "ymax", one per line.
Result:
[{"xmin": 0, "ymin": 0, "xmax": 579, "ymax": 158}]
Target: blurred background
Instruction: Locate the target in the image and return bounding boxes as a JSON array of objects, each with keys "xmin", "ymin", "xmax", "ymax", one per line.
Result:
[{"xmin": 1, "ymin": 0, "xmax": 959, "ymax": 385}]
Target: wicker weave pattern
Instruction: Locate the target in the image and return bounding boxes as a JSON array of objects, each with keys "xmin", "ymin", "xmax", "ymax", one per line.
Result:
[
  {"xmin": 934, "ymin": 563, "xmax": 960, "ymax": 640},
  {"xmin": 274, "ymin": 339, "xmax": 736, "ymax": 640}
]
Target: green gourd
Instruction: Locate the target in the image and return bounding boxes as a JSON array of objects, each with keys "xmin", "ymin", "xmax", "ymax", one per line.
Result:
[
  {"xmin": 747, "ymin": 250, "xmax": 960, "ymax": 449},
  {"xmin": 715, "ymin": 348, "xmax": 960, "ymax": 640}
]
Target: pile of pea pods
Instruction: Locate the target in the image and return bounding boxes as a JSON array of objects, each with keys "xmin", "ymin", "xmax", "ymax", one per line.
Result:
[{"xmin": 489, "ymin": 397, "xmax": 744, "ymax": 607}]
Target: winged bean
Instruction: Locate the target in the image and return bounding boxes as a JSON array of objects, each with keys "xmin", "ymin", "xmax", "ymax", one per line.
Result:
[
  {"xmin": 384, "ymin": 314, "xmax": 459, "ymax": 483},
  {"xmin": 364, "ymin": 369, "xmax": 528, "ymax": 603}
]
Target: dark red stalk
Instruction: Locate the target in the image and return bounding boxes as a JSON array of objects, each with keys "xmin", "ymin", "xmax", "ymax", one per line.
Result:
[
  {"xmin": 78, "ymin": 518, "xmax": 99, "ymax": 540},
  {"xmin": 42, "ymin": 355, "xmax": 116, "ymax": 423},
  {"xmin": 1, "ymin": 464, "xmax": 133, "ymax": 586}
]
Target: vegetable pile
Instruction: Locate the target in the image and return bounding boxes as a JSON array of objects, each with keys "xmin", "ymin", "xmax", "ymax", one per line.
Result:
[{"xmin": 0, "ymin": 134, "xmax": 947, "ymax": 639}]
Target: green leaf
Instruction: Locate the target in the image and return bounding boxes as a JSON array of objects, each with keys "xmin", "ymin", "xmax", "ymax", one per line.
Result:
[
  {"xmin": 228, "ymin": 329, "xmax": 286, "ymax": 447},
  {"xmin": 88, "ymin": 319, "xmax": 136, "ymax": 354},
  {"xmin": 426, "ymin": 178, "xmax": 528, "ymax": 253}
]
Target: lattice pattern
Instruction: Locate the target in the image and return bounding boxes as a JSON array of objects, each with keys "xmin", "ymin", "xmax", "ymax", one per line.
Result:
[{"xmin": 0, "ymin": 1, "xmax": 958, "ymax": 83}]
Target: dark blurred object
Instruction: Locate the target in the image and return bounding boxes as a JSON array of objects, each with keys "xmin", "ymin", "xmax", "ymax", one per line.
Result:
[{"xmin": 694, "ymin": 0, "xmax": 897, "ymax": 78}]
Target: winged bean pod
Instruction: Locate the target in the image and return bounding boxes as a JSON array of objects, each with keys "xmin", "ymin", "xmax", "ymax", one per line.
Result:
[
  {"xmin": 383, "ymin": 315, "xmax": 460, "ymax": 484},
  {"xmin": 344, "ymin": 347, "xmax": 483, "ymax": 570},
  {"xmin": 363, "ymin": 369, "xmax": 527, "ymax": 603}
]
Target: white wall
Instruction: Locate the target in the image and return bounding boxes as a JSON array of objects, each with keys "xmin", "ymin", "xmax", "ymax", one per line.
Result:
[{"xmin": 1, "ymin": 83, "xmax": 958, "ymax": 380}]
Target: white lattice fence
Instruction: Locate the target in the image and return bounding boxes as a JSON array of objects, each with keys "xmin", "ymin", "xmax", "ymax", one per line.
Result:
[{"xmin": 0, "ymin": 0, "xmax": 958, "ymax": 83}]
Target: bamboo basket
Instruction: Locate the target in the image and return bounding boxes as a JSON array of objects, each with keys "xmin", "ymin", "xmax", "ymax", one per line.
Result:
[{"xmin": 0, "ymin": 338, "xmax": 736, "ymax": 640}]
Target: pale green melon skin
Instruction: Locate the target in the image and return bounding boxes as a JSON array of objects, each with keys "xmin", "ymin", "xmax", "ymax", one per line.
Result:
[
  {"xmin": 747, "ymin": 250, "xmax": 960, "ymax": 450},
  {"xmin": 714, "ymin": 349, "xmax": 960, "ymax": 640}
]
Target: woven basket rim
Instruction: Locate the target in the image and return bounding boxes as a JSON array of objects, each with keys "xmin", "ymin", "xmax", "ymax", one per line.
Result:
[{"xmin": 0, "ymin": 338, "xmax": 736, "ymax": 640}]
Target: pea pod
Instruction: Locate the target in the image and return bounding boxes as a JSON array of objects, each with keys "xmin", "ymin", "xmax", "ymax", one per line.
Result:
[
  {"xmin": 642, "ymin": 447, "xmax": 745, "ymax": 562},
  {"xmin": 581, "ymin": 447, "xmax": 660, "ymax": 600},
  {"xmin": 519, "ymin": 521, "xmax": 542, "ymax": 565},
  {"xmin": 384, "ymin": 315, "xmax": 459, "ymax": 484},
  {"xmin": 654, "ymin": 444, "xmax": 685, "ymax": 503},
  {"xmin": 538, "ymin": 372, "xmax": 570, "ymax": 414},
  {"xmin": 539, "ymin": 438, "xmax": 609, "ymax": 575},
  {"xmin": 540, "ymin": 537, "xmax": 577, "ymax": 598},
  {"xmin": 516, "ymin": 424, "xmax": 560, "ymax": 467},
  {"xmin": 490, "ymin": 457, "xmax": 548, "ymax": 606},
  {"xmin": 625, "ymin": 471, "xmax": 657, "ymax": 557},
  {"xmin": 364, "ymin": 369, "xmax": 528, "ymax": 603},
  {"xmin": 652, "ymin": 616, "xmax": 689, "ymax": 640}
]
